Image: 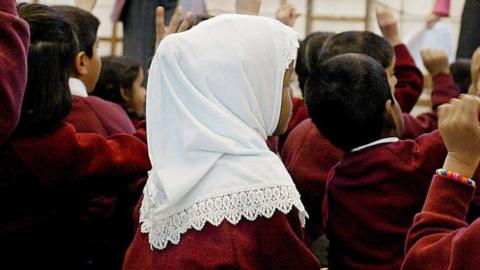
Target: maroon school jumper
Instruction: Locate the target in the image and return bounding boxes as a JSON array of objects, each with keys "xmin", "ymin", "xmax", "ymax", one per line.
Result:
[
  {"xmin": 0, "ymin": 0, "xmax": 29, "ymax": 146},
  {"xmin": 281, "ymin": 118, "xmax": 343, "ymax": 244},
  {"xmin": 325, "ymin": 131, "xmax": 447, "ymax": 270},
  {"xmin": 278, "ymin": 43, "xmax": 424, "ymax": 151},
  {"xmin": 0, "ymin": 121, "xmax": 151, "ymax": 269},
  {"xmin": 402, "ymin": 73, "xmax": 460, "ymax": 139},
  {"xmin": 393, "ymin": 44, "xmax": 424, "ymax": 113},
  {"xmin": 281, "ymin": 70, "xmax": 459, "ymax": 245},
  {"xmin": 65, "ymin": 95, "xmax": 136, "ymax": 136},
  {"xmin": 123, "ymin": 201, "xmax": 321, "ymax": 270},
  {"xmin": 402, "ymin": 175, "xmax": 479, "ymax": 270}
]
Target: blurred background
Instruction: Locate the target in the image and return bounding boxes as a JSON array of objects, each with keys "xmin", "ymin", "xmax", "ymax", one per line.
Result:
[
  {"xmin": 18, "ymin": 0, "xmax": 464, "ymax": 57},
  {"xmin": 17, "ymin": 0, "xmax": 466, "ymax": 114}
]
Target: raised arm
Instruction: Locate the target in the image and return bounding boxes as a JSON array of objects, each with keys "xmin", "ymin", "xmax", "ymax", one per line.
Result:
[
  {"xmin": 402, "ymin": 95, "xmax": 480, "ymax": 270},
  {"xmin": 0, "ymin": 0, "xmax": 29, "ymax": 146},
  {"xmin": 377, "ymin": 8, "xmax": 424, "ymax": 113},
  {"xmin": 421, "ymin": 48, "xmax": 460, "ymax": 110}
]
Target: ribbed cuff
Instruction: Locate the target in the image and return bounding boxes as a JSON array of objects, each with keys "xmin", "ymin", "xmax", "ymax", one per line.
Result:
[{"xmin": 422, "ymin": 175, "xmax": 475, "ymax": 221}]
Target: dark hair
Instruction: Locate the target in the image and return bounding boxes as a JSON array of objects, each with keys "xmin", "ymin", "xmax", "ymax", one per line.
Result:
[
  {"xmin": 450, "ymin": 58, "xmax": 471, "ymax": 94},
  {"xmin": 15, "ymin": 3, "xmax": 78, "ymax": 136},
  {"xmin": 305, "ymin": 53, "xmax": 393, "ymax": 151},
  {"xmin": 318, "ymin": 31, "xmax": 394, "ymax": 69},
  {"xmin": 92, "ymin": 56, "xmax": 141, "ymax": 111},
  {"xmin": 52, "ymin": 5, "xmax": 99, "ymax": 58},
  {"xmin": 295, "ymin": 32, "xmax": 334, "ymax": 92}
]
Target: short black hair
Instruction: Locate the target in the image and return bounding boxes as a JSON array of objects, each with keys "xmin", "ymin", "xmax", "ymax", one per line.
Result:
[
  {"xmin": 305, "ymin": 53, "xmax": 393, "ymax": 151},
  {"xmin": 15, "ymin": 3, "xmax": 78, "ymax": 136},
  {"xmin": 450, "ymin": 58, "xmax": 471, "ymax": 94},
  {"xmin": 318, "ymin": 31, "xmax": 394, "ymax": 69},
  {"xmin": 52, "ymin": 5, "xmax": 100, "ymax": 58},
  {"xmin": 92, "ymin": 56, "xmax": 141, "ymax": 111},
  {"xmin": 295, "ymin": 32, "xmax": 334, "ymax": 92}
]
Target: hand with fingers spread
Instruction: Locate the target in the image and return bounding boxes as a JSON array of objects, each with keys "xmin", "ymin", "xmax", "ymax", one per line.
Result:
[
  {"xmin": 376, "ymin": 7, "xmax": 401, "ymax": 47},
  {"xmin": 438, "ymin": 95, "xmax": 480, "ymax": 177},
  {"xmin": 468, "ymin": 47, "xmax": 480, "ymax": 96},
  {"xmin": 421, "ymin": 48, "xmax": 450, "ymax": 76},
  {"xmin": 275, "ymin": 3, "xmax": 298, "ymax": 27},
  {"xmin": 155, "ymin": 6, "xmax": 193, "ymax": 51}
]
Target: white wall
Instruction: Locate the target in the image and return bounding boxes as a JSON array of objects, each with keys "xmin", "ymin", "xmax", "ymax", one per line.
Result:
[{"xmin": 19, "ymin": 0, "xmax": 466, "ymax": 57}]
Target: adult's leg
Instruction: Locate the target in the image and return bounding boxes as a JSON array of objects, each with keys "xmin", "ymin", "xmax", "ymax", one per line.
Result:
[{"xmin": 456, "ymin": 0, "xmax": 480, "ymax": 59}]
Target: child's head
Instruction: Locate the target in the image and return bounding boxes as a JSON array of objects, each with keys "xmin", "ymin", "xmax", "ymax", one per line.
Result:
[
  {"xmin": 305, "ymin": 53, "xmax": 404, "ymax": 151},
  {"xmin": 295, "ymin": 32, "xmax": 334, "ymax": 93},
  {"xmin": 92, "ymin": 56, "xmax": 146, "ymax": 118},
  {"xmin": 52, "ymin": 5, "xmax": 100, "ymax": 92},
  {"xmin": 318, "ymin": 31, "xmax": 397, "ymax": 90},
  {"xmin": 16, "ymin": 3, "xmax": 77, "ymax": 135},
  {"xmin": 450, "ymin": 58, "xmax": 472, "ymax": 94}
]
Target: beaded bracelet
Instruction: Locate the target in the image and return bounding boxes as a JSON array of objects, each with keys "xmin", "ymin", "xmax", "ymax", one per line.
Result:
[{"xmin": 436, "ymin": 169, "xmax": 477, "ymax": 188}]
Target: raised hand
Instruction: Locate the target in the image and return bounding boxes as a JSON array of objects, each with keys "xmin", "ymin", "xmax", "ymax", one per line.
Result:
[
  {"xmin": 276, "ymin": 3, "xmax": 298, "ymax": 27},
  {"xmin": 438, "ymin": 95, "xmax": 480, "ymax": 177},
  {"xmin": 469, "ymin": 47, "xmax": 480, "ymax": 96},
  {"xmin": 421, "ymin": 48, "xmax": 450, "ymax": 76},
  {"xmin": 376, "ymin": 7, "xmax": 401, "ymax": 47},
  {"xmin": 155, "ymin": 6, "xmax": 193, "ymax": 51}
]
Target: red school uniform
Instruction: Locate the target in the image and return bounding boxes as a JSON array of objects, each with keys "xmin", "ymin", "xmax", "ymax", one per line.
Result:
[
  {"xmin": 281, "ymin": 118, "xmax": 343, "ymax": 244},
  {"xmin": 0, "ymin": 121, "xmax": 151, "ymax": 269},
  {"xmin": 0, "ymin": 1, "xmax": 29, "ymax": 147},
  {"xmin": 402, "ymin": 175, "xmax": 480, "ymax": 270},
  {"xmin": 281, "ymin": 70, "xmax": 459, "ymax": 245},
  {"xmin": 402, "ymin": 72, "xmax": 460, "ymax": 139},
  {"xmin": 278, "ymin": 44, "xmax": 424, "ymax": 152},
  {"xmin": 393, "ymin": 44, "xmax": 424, "ymax": 113},
  {"xmin": 123, "ymin": 199, "xmax": 321, "ymax": 270},
  {"xmin": 325, "ymin": 131, "xmax": 447, "ymax": 270},
  {"xmin": 65, "ymin": 95, "xmax": 136, "ymax": 137}
]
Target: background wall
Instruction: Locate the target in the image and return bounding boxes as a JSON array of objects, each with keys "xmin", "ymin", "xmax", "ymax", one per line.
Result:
[
  {"xmin": 18, "ymin": 0, "xmax": 466, "ymax": 114},
  {"xmin": 20, "ymin": 0, "xmax": 465, "ymax": 57}
]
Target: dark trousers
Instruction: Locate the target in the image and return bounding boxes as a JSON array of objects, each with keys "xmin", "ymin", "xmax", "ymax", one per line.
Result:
[
  {"xmin": 456, "ymin": 0, "xmax": 480, "ymax": 59},
  {"xmin": 121, "ymin": 0, "xmax": 178, "ymax": 71}
]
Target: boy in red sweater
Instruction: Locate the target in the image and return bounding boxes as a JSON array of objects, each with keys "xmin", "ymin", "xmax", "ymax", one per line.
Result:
[
  {"xmin": 305, "ymin": 53, "xmax": 449, "ymax": 270},
  {"xmin": 53, "ymin": 5, "xmax": 136, "ymax": 136}
]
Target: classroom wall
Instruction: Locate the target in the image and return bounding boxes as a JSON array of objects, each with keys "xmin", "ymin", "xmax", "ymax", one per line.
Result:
[{"xmin": 18, "ymin": 0, "xmax": 466, "ymax": 58}]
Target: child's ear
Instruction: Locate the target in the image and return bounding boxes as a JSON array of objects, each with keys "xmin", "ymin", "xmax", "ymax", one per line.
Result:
[
  {"xmin": 74, "ymin": 52, "xmax": 89, "ymax": 76},
  {"xmin": 120, "ymin": 87, "xmax": 131, "ymax": 102},
  {"xmin": 383, "ymin": 99, "xmax": 396, "ymax": 129}
]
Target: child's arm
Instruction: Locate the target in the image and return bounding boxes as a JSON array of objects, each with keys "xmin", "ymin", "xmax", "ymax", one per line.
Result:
[
  {"xmin": 377, "ymin": 8, "xmax": 424, "ymax": 113},
  {"xmin": 155, "ymin": 6, "xmax": 193, "ymax": 51},
  {"xmin": 421, "ymin": 48, "xmax": 460, "ymax": 110},
  {"xmin": 401, "ymin": 49, "xmax": 459, "ymax": 139},
  {"xmin": 13, "ymin": 121, "xmax": 150, "ymax": 186},
  {"xmin": 468, "ymin": 47, "xmax": 480, "ymax": 96},
  {"xmin": 0, "ymin": 0, "xmax": 29, "ymax": 146},
  {"xmin": 403, "ymin": 95, "xmax": 480, "ymax": 270}
]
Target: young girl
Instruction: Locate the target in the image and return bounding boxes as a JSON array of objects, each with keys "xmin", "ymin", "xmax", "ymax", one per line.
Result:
[
  {"xmin": 92, "ymin": 56, "xmax": 146, "ymax": 126},
  {"xmin": 123, "ymin": 14, "xmax": 320, "ymax": 269},
  {"xmin": 0, "ymin": 4, "xmax": 151, "ymax": 268}
]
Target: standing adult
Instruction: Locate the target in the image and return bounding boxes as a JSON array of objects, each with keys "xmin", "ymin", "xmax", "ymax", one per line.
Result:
[
  {"xmin": 111, "ymin": 0, "xmax": 178, "ymax": 69},
  {"xmin": 428, "ymin": 0, "xmax": 480, "ymax": 59}
]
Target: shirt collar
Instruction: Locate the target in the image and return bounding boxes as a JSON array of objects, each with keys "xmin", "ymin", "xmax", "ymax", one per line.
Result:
[
  {"xmin": 69, "ymin": 77, "xmax": 88, "ymax": 97},
  {"xmin": 351, "ymin": 137, "xmax": 399, "ymax": 152}
]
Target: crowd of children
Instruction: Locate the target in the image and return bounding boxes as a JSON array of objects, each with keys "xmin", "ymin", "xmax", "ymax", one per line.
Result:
[{"xmin": 1, "ymin": 0, "xmax": 480, "ymax": 269}]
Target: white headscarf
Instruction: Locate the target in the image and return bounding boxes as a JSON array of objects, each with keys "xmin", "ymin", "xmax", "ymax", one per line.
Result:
[{"xmin": 142, "ymin": 14, "xmax": 307, "ymax": 250}]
